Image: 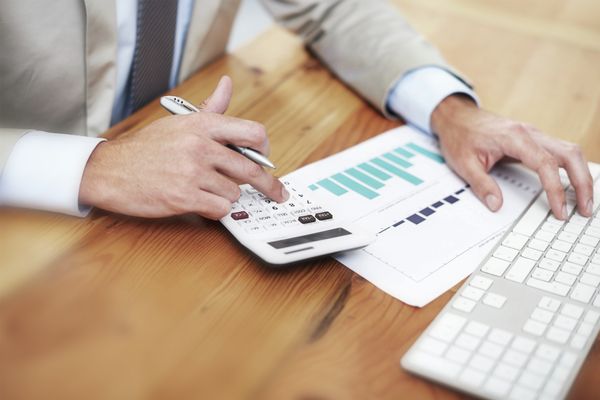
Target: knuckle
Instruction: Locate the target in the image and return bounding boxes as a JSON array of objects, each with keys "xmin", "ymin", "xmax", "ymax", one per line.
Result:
[
  {"xmin": 248, "ymin": 122, "xmax": 267, "ymax": 143},
  {"xmin": 204, "ymin": 199, "xmax": 231, "ymax": 220},
  {"xmin": 246, "ymin": 161, "xmax": 264, "ymax": 179},
  {"xmin": 566, "ymin": 143, "xmax": 583, "ymax": 158}
]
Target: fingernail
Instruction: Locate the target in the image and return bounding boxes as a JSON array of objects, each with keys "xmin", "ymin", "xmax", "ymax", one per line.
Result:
[
  {"xmin": 486, "ymin": 194, "xmax": 500, "ymax": 211},
  {"xmin": 281, "ymin": 186, "xmax": 290, "ymax": 201},
  {"xmin": 562, "ymin": 204, "xmax": 568, "ymax": 220},
  {"xmin": 587, "ymin": 199, "xmax": 594, "ymax": 215}
]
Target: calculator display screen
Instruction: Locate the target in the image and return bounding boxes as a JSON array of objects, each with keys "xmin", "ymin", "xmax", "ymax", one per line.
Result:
[{"xmin": 268, "ymin": 228, "xmax": 352, "ymax": 249}]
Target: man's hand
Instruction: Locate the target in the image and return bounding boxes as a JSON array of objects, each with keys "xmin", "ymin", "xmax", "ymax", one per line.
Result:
[
  {"xmin": 431, "ymin": 95, "xmax": 594, "ymax": 219},
  {"xmin": 79, "ymin": 76, "xmax": 289, "ymax": 219}
]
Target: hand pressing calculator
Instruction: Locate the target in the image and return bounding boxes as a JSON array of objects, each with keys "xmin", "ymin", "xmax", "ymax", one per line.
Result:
[{"xmin": 220, "ymin": 181, "xmax": 375, "ymax": 265}]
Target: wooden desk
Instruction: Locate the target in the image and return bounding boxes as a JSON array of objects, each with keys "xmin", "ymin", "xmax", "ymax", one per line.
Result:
[{"xmin": 1, "ymin": 1, "xmax": 599, "ymax": 398}]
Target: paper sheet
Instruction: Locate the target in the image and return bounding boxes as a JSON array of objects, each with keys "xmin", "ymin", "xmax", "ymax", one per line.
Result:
[{"xmin": 284, "ymin": 126, "xmax": 541, "ymax": 306}]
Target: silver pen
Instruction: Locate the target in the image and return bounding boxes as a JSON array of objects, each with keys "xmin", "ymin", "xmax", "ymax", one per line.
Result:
[{"xmin": 160, "ymin": 96, "xmax": 276, "ymax": 169}]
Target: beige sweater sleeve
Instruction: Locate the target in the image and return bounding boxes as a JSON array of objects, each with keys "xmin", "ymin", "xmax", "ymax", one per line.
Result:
[
  {"xmin": 260, "ymin": 0, "xmax": 466, "ymax": 117},
  {"xmin": 0, "ymin": 129, "xmax": 27, "ymax": 177}
]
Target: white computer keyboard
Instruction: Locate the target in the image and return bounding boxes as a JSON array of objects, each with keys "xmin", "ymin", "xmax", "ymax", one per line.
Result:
[
  {"xmin": 220, "ymin": 181, "xmax": 374, "ymax": 265},
  {"xmin": 402, "ymin": 175, "xmax": 600, "ymax": 399}
]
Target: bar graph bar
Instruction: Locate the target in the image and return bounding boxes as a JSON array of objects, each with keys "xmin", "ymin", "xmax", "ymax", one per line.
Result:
[
  {"xmin": 332, "ymin": 173, "xmax": 379, "ymax": 199},
  {"xmin": 358, "ymin": 163, "xmax": 392, "ymax": 181},
  {"xmin": 345, "ymin": 168, "xmax": 384, "ymax": 189},
  {"xmin": 309, "ymin": 184, "xmax": 319, "ymax": 191},
  {"xmin": 394, "ymin": 147, "xmax": 415, "ymax": 158},
  {"xmin": 371, "ymin": 158, "xmax": 423, "ymax": 185},
  {"xmin": 318, "ymin": 178, "xmax": 347, "ymax": 196},
  {"xmin": 383, "ymin": 152, "xmax": 412, "ymax": 168},
  {"xmin": 406, "ymin": 143, "xmax": 445, "ymax": 163}
]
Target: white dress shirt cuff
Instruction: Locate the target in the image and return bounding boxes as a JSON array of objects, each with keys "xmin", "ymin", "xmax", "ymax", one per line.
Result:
[
  {"xmin": 0, "ymin": 131, "xmax": 105, "ymax": 217},
  {"xmin": 387, "ymin": 66, "xmax": 480, "ymax": 135}
]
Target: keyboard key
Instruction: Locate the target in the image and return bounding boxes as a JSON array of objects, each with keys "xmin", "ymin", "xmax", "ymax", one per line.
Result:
[
  {"xmin": 446, "ymin": 345, "xmax": 471, "ymax": 364},
  {"xmin": 529, "ymin": 238, "xmax": 549, "ymax": 252},
  {"xmin": 462, "ymin": 286, "xmax": 485, "ymax": 301},
  {"xmin": 512, "ymin": 337, "xmax": 536, "ymax": 354},
  {"xmin": 465, "ymin": 321, "xmax": 490, "ymax": 337},
  {"xmin": 585, "ymin": 226, "xmax": 600, "ymax": 238},
  {"xmin": 513, "ymin": 197, "xmax": 549, "ymax": 236},
  {"xmin": 552, "ymin": 239, "xmax": 572, "ymax": 253},
  {"xmin": 531, "ymin": 307, "xmax": 554, "ymax": 324},
  {"xmin": 502, "ymin": 349, "xmax": 528, "ymax": 368},
  {"xmin": 506, "ymin": 257, "xmax": 536, "ymax": 283},
  {"xmin": 469, "ymin": 354, "xmax": 495, "ymax": 373},
  {"xmin": 522, "ymin": 247, "xmax": 542, "ymax": 261},
  {"xmin": 483, "ymin": 293, "xmax": 507, "ymax": 308},
  {"xmin": 480, "ymin": 342, "xmax": 504, "ymax": 359},
  {"xmin": 527, "ymin": 278, "xmax": 570, "ymax": 296},
  {"xmin": 541, "ymin": 222, "xmax": 561, "ymax": 234},
  {"xmin": 554, "ymin": 315, "xmax": 577, "ymax": 331},
  {"xmin": 470, "ymin": 275, "xmax": 493, "ymax": 290},
  {"xmin": 452, "ymin": 296, "xmax": 476, "ymax": 313},
  {"xmin": 455, "ymin": 333, "xmax": 481, "ymax": 351},
  {"xmin": 570, "ymin": 282, "xmax": 595, "ymax": 303},
  {"xmin": 481, "ymin": 257, "xmax": 510, "ymax": 276},
  {"xmin": 488, "ymin": 329, "xmax": 513, "ymax": 346},
  {"xmin": 518, "ymin": 370, "xmax": 545, "ymax": 391},
  {"xmin": 523, "ymin": 319, "xmax": 547, "ymax": 336},
  {"xmin": 539, "ymin": 296, "xmax": 561, "ymax": 312},
  {"xmin": 543, "ymin": 381, "xmax": 563, "ymax": 397},
  {"xmin": 558, "ymin": 231, "xmax": 578, "ymax": 244},
  {"xmin": 560, "ymin": 352, "xmax": 578, "ymax": 369},
  {"xmin": 571, "ymin": 333, "xmax": 588, "ymax": 349},
  {"xmin": 564, "ymin": 222, "xmax": 584, "ymax": 235},
  {"xmin": 561, "ymin": 303, "xmax": 584, "ymax": 319},
  {"xmin": 429, "ymin": 313, "xmax": 466, "ymax": 343},
  {"xmin": 546, "ymin": 327, "xmax": 570, "ymax": 344},
  {"xmin": 586, "ymin": 262, "xmax": 600, "ymax": 275},
  {"xmin": 577, "ymin": 322, "xmax": 594, "ymax": 336},
  {"xmin": 458, "ymin": 367, "xmax": 486, "ymax": 387},
  {"xmin": 574, "ymin": 243, "xmax": 595, "ymax": 257},
  {"xmin": 581, "ymin": 272, "xmax": 600, "ymax": 287},
  {"xmin": 546, "ymin": 249, "xmax": 567, "ymax": 262},
  {"xmin": 536, "ymin": 343, "xmax": 561, "ymax": 362},
  {"xmin": 552, "ymin": 365, "xmax": 571, "ymax": 383},
  {"xmin": 509, "ymin": 385, "xmax": 537, "ymax": 400},
  {"xmin": 535, "ymin": 230, "xmax": 556, "ymax": 242},
  {"xmin": 526, "ymin": 357, "xmax": 553, "ymax": 375},
  {"xmin": 580, "ymin": 234, "xmax": 600, "ymax": 247},
  {"xmin": 562, "ymin": 262, "xmax": 583, "ymax": 276},
  {"xmin": 532, "ymin": 267, "xmax": 553, "ymax": 282},
  {"xmin": 571, "ymin": 214, "xmax": 591, "ymax": 225},
  {"xmin": 493, "ymin": 246, "xmax": 519, "ymax": 262},
  {"xmin": 539, "ymin": 257, "xmax": 561, "ymax": 272},
  {"xmin": 585, "ymin": 310, "xmax": 600, "ymax": 323},
  {"xmin": 555, "ymin": 271, "xmax": 577, "ymax": 286},
  {"xmin": 502, "ymin": 232, "xmax": 529, "ymax": 250},
  {"xmin": 484, "ymin": 376, "xmax": 511, "ymax": 397},
  {"xmin": 418, "ymin": 337, "xmax": 448, "ymax": 356}
]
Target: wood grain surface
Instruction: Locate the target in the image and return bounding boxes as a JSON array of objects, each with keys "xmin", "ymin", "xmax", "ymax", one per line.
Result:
[{"xmin": 1, "ymin": 1, "xmax": 599, "ymax": 399}]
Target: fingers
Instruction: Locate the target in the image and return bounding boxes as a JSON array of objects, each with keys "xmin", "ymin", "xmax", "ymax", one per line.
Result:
[
  {"xmin": 458, "ymin": 157, "xmax": 504, "ymax": 212},
  {"xmin": 199, "ymin": 173, "xmax": 242, "ymax": 203},
  {"xmin": 500, "ymin": 131, "xmax": 567, "ymax": 219},
  {"xmin": 199, "ymin": 75, "xmax": 233, "ymax": 114},
  {"xmin": 190, "ymin": 114, "xmax": 270, "ymax": 156},
  {"xmin": 190, "ymin": 190, "xmax": 232, "ymax": 220},
  {"xmin": 214, "ymin": 150, "xmax": 289, "ymax": 203},
  {"xmin": 540, "ymin": 138, "xmax": 594, "ymax": 217}
]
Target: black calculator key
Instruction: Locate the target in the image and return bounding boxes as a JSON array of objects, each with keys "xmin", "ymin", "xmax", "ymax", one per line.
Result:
[
  {"xmin": 315, "ymin": 211, "xmax": 333, "ymax": 221},
  {"xmin": 298, "ymin": 215, "xmax": 316, "ymax": 224},
  {"xmin": 231, "ymin": 211, "xmax": 249, "ymax": 220}
]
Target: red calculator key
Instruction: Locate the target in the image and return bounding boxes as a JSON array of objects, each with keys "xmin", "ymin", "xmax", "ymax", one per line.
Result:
[{"xmin": 231, "ymin": 211, "xmax": 249, "ymax": 220}]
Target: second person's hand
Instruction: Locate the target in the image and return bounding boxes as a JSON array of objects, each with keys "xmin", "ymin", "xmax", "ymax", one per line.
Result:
[{"xmin": 79, "ymin": 76, "xmax": 289, "ymax": 219}]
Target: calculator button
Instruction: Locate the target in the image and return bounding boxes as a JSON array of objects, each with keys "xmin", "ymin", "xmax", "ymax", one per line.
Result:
[
  {"xmin": 231, "ymin": 211, "xmax": 249, "ymax": 220},
  {"xmin": 298, "ymin": 215, "xmax": 317, "ymax": 224},
  {"xmin": 315, "ymin": 211, "xmax": 333, "ymax": 221},
  {"xmin": 291, "ymin": 209, "xmax": 308, "ymax": 216},
  {"xmin": 274, "ymin": 212, "xmax": 291, "ymax": 219}
]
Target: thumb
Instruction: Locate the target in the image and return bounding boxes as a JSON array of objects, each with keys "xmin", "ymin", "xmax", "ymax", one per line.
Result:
[
  {"xmin": 199, "ymin": 75, "xmax": 232, "ymax": 114},
  {"xmin": 459, "ymin": 157, "xmax": 504, "ymax": 212}
]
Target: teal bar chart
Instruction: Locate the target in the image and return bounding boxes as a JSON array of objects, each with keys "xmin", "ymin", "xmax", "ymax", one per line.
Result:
[{"xmin": 309, "ymin": 142, "xmax": 444, "ymax": 199}]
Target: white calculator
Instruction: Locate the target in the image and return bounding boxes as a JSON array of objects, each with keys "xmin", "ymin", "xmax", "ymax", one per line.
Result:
[{"xmin": 220, "ymin": 181, "xmax": 375, "ymax": 265}]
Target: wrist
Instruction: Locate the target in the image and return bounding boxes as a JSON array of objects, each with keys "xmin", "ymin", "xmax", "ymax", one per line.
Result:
[
  {"xmin": 79, "ymin": 141, "xmax": 112, "ymax": 208},
  {"xmin": 431, "ymin": 94, "xmax": 478, "ymax": 138}
]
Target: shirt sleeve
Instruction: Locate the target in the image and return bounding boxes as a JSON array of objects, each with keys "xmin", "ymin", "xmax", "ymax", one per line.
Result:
[
  {"xmin": 0, "ymin": 131, "xmax": 105, "ymax": 217},
  {"xmin": 387, "ymin": 66, "xmax": 480, "ymax": 135}
]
